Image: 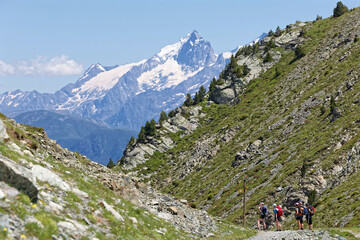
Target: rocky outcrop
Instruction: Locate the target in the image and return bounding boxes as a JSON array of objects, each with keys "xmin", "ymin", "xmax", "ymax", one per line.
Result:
[
  {"xmin": 209, "ymin": 22, "xmax": 306, "ymax": 105},
  {"xmin": 232, "ymin": 140, "xmax": 262, "ymax": 167},
  {"xmin": 121, "ymin": 105, "xmax": 205, "ymax": 169},
  {"xmin": 209, "ymin": 75, "xmax": 245, "ymax": 104}
]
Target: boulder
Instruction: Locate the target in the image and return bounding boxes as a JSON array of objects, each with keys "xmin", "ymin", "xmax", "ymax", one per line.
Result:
[
  {"xmin": 0, "ymin": 182, "xmax": 20, "ymax": 198},
  {"xmin": 0, "ymin": 156, "xmax": 39, "ymax": 202},
  {"xmin": 168, "ymin": 206, "xmax": 178, "ymax": 215},
  {"xmin": 0, "ymin": 119, "xmax": 9, "ymax": 143},
  {"xmin": 157, "ymin": 212, "xmax": 172, "ymax": 221},
  {"xmin": 210, "ymin": 87, "xmax": 236, "ymax": 104},
  {"xmin": 31, "ymin": 165, "xmax": 70, "ymax": 191},
  {"xmin": 129, "ymin": 217, "xmax": 138, "ymax": 225},
  {"xmin": 99, "ymin": 201, "xmax": 124, "ymax": 222},
  {"xmin": 0, "ymin": 190, "xmax": 5, "ymax": 199},
  {"xmin": 331, "ymin": 107, "xmax": 341, "ymax": 122}
]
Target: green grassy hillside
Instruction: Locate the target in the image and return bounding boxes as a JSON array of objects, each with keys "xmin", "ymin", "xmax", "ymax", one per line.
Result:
[{"xmin": 121, "ymin": 6, "xmax": 360, "ymax": 229}]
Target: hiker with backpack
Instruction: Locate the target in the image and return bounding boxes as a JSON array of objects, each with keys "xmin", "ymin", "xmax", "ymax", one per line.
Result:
[
  {"xmin": 273, "ymin": 203, "xmax": 283, "ymax": 231},
  {"xmin": 295, "ymin": 202, "xmax": 304, "ymax": 230},
  {"xmin": 305, "ymin": 203, "xmax": 315, "ymax": 230},
  {"xmin": 257, "ymin": 202, "xmax": 268, "ymax": 230}
]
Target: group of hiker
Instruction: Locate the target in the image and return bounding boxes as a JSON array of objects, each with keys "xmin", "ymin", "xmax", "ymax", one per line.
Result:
[{"xmin": 257, "ymin": 201, "xmax": 315, "ymax": 231}]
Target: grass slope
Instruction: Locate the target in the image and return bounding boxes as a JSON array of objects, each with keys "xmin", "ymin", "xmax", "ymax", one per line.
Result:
[{"xmin": 127, "ymin": 7, "xmax": 360, "ymax": 229}]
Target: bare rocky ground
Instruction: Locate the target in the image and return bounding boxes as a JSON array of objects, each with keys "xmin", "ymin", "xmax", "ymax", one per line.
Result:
[{"xmin": 248, "ymin": 230, "xmax": 348, "ymax": 240}]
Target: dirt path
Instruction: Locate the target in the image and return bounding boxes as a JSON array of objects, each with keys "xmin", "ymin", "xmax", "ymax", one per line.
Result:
[
  {"xmin": 341, "ymin": 230, "xmax": 360, "ymax": 239},
  {"xmin": 247, "ymin": 230, "xmax": 340, "ymax": 240}
]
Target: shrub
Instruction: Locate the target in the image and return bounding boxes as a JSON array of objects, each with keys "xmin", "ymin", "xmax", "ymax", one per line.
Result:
[
  {"xmin": 295, "ymin": 46, "xmax": 306, "ymax": 59},
  {"xmin": 159, "ymin": 111, "xmax": 168, "ymax": 124},
  {"xmin": 320, "ymin": 106, "xmax": 326, "ymax": 115},
  {"xmin": 333, "ymin": 1, "xmax": 348, "ymax": 17},
  {"xmin": 308, "ymin": 190, "xmax": 317, "ymax": 206},
  {"xmin": 263, "ymin": 52, "xmax": 273, "ymax": 63},
  {"xmin": 330, "ymin": 96, "xmax": 336, "ymax": 114},
  {"xmin": 274, "ymin": 26, "xmax": 281, "ymax": 37},
  {"xmin": 107, "ymin": 158, "xmax": 115, "ymax": 169},
  {"xmin": 184, "ymin": 93, "xmax": 193, "ymax": 106},
  {"xmin": 128, "ymin": 136, "xmax": 135, "ymax": 146},
  {"xmin": 190, "ymin": 203, "xmax": 197, "ymax": 208},
  {"xmin": 168, "ymin": 110, "xmax": 176, "ymax": 118}
]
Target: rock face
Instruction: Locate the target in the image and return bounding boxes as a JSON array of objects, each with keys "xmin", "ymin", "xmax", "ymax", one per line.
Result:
[
  {"xmin": 232, "ymin": 140, "xmax": 262, "ymax": 167},
  {"xmin": 121, "ymin": 105, "xmax": 205, "ymax": 169},
  {"xmin": 209, "ymin": 21, "xmax": 306, "ymax": 105},
  {"xmin": 210, "ymin": 76, "xmax": 245, "ymax": 104}
]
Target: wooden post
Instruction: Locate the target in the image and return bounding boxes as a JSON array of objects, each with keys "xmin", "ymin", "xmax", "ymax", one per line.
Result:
[{"xmin": 243, "ymin": 178, "xmax": 246, "ymax": 227}]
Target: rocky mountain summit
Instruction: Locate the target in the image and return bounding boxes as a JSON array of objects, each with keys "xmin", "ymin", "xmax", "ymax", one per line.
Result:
[{"xmin": 119, "ymin": 6, "xmax": 360, "ymax": 231}]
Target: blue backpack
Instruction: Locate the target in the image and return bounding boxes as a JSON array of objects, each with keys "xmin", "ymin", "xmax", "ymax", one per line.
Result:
[{"xmin": 261, "ymin": 206, "xmax": 268, "ymax": 216}]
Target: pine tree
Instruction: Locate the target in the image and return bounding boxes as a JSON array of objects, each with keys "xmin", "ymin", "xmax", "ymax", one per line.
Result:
[
  {"xmin": 230, "ymin": 55, "xmax": 237, "ymax": 70},
  {"xmin": 274, "ymin": 66, "xmax": 281, "ymax": 78},
  {"xmin": 159, "ymin": 111, "xmax": 168, "ymax": 124},
  {"xmin": 268, "ymin": 29, "xmax": 274, "ymax": 36},
  {"xmin": 199, "ymin": 85, "xmax": 206, "ymax": 99},
  {"xmin": 128, "ymin": 136, "xmax": 135, "ymax": 146},
  {"xmin": 138, "ymin": 126, "xmax": 146, "ymax": 142},
  {"xmin": 252, "ymin": 42, "xmax": 259, "ymax": 54},
  {"xmin": 274, "ymin": 26, "xmax": 281, "ymax": 37},
  {"xmin": 263, "ymin": 52, "xmax": 273, "ymax": 63},
  {"xmin": 244, "ymin": 64, "xmax": 250, "ymax": 76},
  {"xmin": 295, "ymin": 46, "xmax": 305, "ymax": 59},
  {"xmin": 107, "ymin": 158, "xmax": 115, "ymax": 169},
  {"xmin": 168, "ymin": 110, "xmax": 176, "ymax": 118},
  {"xmin": 209, "ymin": 77, "xmax": 217, "ymax": 92},
  {"xmin": 193, "ymin": 92, "xmax": 201, "ymax": 104},
  {"xmin": 316, "ymin": 15, "xmax": 322, "ymax": 21},
  {"xmin": 145, "ymin": 120, "xmax": 156, "ymax": 136},
  {"xmin": 184, "ymin": 93, "xmax": 193, "ymax": 106},
  {"xmin": 330, "ymin": 96, "xmax": 336, "ymax": 114},
  {"xmin": 333, "ymin": 1, "xmax": 348, "ymax": 17}
]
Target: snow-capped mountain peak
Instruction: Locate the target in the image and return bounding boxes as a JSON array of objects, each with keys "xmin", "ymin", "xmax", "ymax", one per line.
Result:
[
  {"xmin": 155, "ymin": 30, "xmax": 203, "ymax": 61},
  {"xmin": 136, "ymin": 30, "xmax": 216, "ymax": 94},
  {"xmin": 0, "ymin": 30, "xmax": 236, "ymax": 129}
]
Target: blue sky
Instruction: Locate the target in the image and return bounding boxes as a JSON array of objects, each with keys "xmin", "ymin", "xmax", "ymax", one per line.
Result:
[{"xmin": 0, "ymin": 0, "xmax": 359, "ymax": 93}]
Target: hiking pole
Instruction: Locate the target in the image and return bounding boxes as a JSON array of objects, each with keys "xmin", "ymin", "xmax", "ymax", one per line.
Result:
[{"xmin": 243, "ymin": 178, "xmax": 246, "ymax": 227}]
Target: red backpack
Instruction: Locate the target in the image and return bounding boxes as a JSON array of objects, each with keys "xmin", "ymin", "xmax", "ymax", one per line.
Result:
[
  {"xmin": 309, "ymin": 206, "xmax": 315, "ymax": 215},
  {"xmin": 276, "ymin": 205, "xmax": 283, "ymax": 217}
]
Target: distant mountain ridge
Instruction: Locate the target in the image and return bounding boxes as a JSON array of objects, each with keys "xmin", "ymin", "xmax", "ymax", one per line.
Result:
[
  {"xmin": 0, "ymin": 30, "xmax": 236, "ymax": 130},
  {"xmin": 14, "ymin": 110, "xmax": 136, "ymax": 165},
  {"xmin": 0, "ymin": 30, "xmax": 265, "ymax": 164},
  {"xmin": 0, "ymin": 31, "xmax": 267, "ymax": 130}
]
